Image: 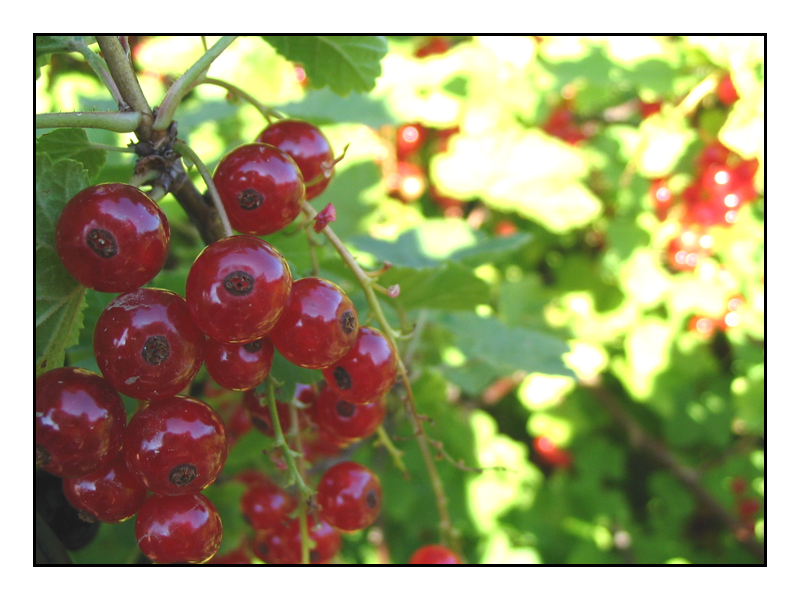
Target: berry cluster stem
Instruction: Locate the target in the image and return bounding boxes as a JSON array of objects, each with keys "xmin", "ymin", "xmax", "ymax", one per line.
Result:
[{"xmin": 300, "ymin": 201, "xmax": 458, "ymax": 552}]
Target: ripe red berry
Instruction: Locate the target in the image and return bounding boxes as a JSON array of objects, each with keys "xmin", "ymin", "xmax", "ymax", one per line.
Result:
[
  {"xmin": 269, "ymin": 277, "xmax": 359, "ymax": 369},
  {"xmin": 666, "ymin": 226, "xmax": 714, "ymax": 272},
  {"xmin": 650, "ymin": 178, "xmax": 673, "ymax": 221},
  {"xmin": 396, "ymin": 123, "xmax": 427, "ymax": 160},
  {"xmin": 186, "ymin": 235, "xmax": 292, "ymax": 343},
  {"xmin": 717, "ymin": 73, "xmax": 739, "ymax": 106},
  {"xmin": 314, "ymin": 385, "xmax": 386, "ymax": 441},
  {"xmin": 409, "ymin": 544, "xmax": 461, "ymax": 564},
  {"xmin": 256, "ymin": 120, "xmax": 335, "ymax": 201},
  {"xmin": 252, "ymin": 517, "xmax": 341, "ymax": 564},
  {"xmin": 93, "ymin": 288, "xmax": 206, "ymax": 402},
  {"xmin": 55, "ymin": 183, "xmax": 170, "ymax": 293},
  {"xmin": 209, "ymin": 545, "xmax": 252, "ymax": 564},
  {"xmin": 62, "ymin": 452, "xmax": 147, "ymax": 523},
  {"xmin": 124, "ymin": 396, "xmax": 228, "ymax": 496},
  {"xmin": 135, "ymin": 492, "xmax": 222, "ymax": 564},
  {"xmin": 204, "ymin": 337, "xmax": 274, "ymax": 391},
  {"xmin": 316, "ymin": 461, "xmax": 382, "ymax": 533},
  {"xmin": 213, "ymin": 143, "xmax": 305, "ymax": 235},
  {"xmin": 36, "ymin": 367, "xmax": 126, "ymax": 478},
  {"xmin": 240, "ymin": 479, "xmax": 297, "ymax": 532},
  {"xmin": 321, "ymin": 327, "xmax": 398, "ymax": 404}
]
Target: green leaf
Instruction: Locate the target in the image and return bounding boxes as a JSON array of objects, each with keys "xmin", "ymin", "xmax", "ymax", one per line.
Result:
[
  {"xmin": 381, "ymin": 261, "xmax": 491, "ymax": 311},
  {"xmin": 440, "ymin": 312, "xmax": 573, "ymax": 378},
  {"xmin": 431, "ymin": 128, "xmax": 603, "ymax": 232},
  {"xmin": 274, "ymin": 88, "xmax": 396, "ymax": 127},
  {"xmin": 352, "ymin": 218, "xmax": 531, "ymax": 269},
  {"xmin": 35, "ymin": 36, "xmax": 94, "ymax": 79},
  {"xmin": 262, "ymin": 36, "xmax": 388, "ymax": 96},
  {"xmin": 36, "ymin": 156, "xmax": 89, "ymax": 376},
  {"xmin": 36, "ymin": 129, "xmax": 107, "ymax": 180}
]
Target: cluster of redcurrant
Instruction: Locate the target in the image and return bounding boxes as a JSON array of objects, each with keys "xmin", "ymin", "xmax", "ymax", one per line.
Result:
[{"xmin": 36, "ymin": 117, "xmax": 403, "ymax": 564}]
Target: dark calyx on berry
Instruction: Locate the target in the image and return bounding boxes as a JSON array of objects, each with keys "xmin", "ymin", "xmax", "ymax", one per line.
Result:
[
  {"xmin": 141, "ymin": 335, "xmax": 170, "ymax": 365},
  {"xmin": 87, "ymin": 228, "xmax": 117, "ymax": 258},
  {"xmin": 238, "ymin": 189, "xmax": 264, "ymax": 210},
  {"xmin": 170, "ymin": 464, "xmax": 198, "ymax": 487},
  {"xmin": 341, "ymin": 310, "xmax": 356, "ymax": 334},
  {"xmin": 366, "ymin": 489, "xmax": 379, "ymax": 509},
  {"xmin": 333, "ymin": 367, "xmax": 351, "ymax": 390},
  {"xmin": 243, "ymin": 340, "xmax": 263, "ymax": 353},
  {"xmin": 336, "ymin": 400, "xmax": 355, "ymax": 417},
  {"xmin": 224, "ymin": 270, "xmax": 255, "ymax": 296}
]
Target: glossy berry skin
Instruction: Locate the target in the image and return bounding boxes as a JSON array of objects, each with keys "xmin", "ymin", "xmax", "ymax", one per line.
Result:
[
  {"xmin": 256, "ymin": 120, "xmax": 335, "ymax": 201},
  {"xmin": 240, "ymin": 479, "xmax": 296, "ymax": 532},
  {"xmin": 321, "ymin": 327, "xmax": 398, "ymax": 404},
  {"xmin": 205, "ymin": 337, "xmax": 274, "ymax": 391},
  {"xmin": 186, "ymin": 235, "xmax": 292, "ymax": 343},
  {"xmin": 315, "ymin": 385, "xmax": 385, "ymax": 441},
  {"xmin": 124, "ymin": 396, "xmax": 228, "ymax": 496},
  {"xmin": 36, "ymin": 367, "xmax": 126, "ymax": 478},
  {"xmin": 135, "ymin": 492, "xmax": 222, "ymax": 564},
  {"xmin": 55, "ymin": 183, "xmax": 170, "ymax": 293},
  {"xmin": 409, "ymin": 545, "xmax": 461, "ymax": 564},
  {"xmin": 93, "ymin": 288, "xmax": 206, "ymax": 402},
  {"xmin": 62, "ymin": 452, "xmax": 147, "ymax": 523},
  {"xmin": 269, "ymin": 277, "xmax": 359, "ymax": 369},
  {"xmin": 213, "ymin": 143, "xmax": 305, "ymax": 235},
  {"xmin": 252, "ymin": 517, "xmax": 341, "ymax": 564},
  {"xmin": 317, "ymin": 461, "xmax": 382, "ymax": 533}
]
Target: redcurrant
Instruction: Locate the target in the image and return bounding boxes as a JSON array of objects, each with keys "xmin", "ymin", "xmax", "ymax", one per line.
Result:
[
  {"xmin": 409, "ymin": 545, "xmax": 461, "ymax": 564},
  {"xmin": 269, "ymin": 277, "xmax": 359, "ymax": 369},
  {"xmin": 93, "ymin": 288, "xmax": 206, "ymax": 401},
  {"xmin": 135, "ymin": 492, "xmax": 222, "ymax": 564},
  {"xmin": 55, "ymin": 183, "xmax": 170, "ymax": 293},
  {"xmin": 185, "ymin": 235, "xmax": 292, "ymax": 343},
  {"xmin": 314, "ymin": 384, "xmax": 386, "ymax": 441},
  {"xmin": 240, "ymin": 478, "xmax": 296, "ymax": 532},
  {"xmin": 204, "ymin": 337, "xmax": 274, "ymax": 391},
  {"xmin": 256, "ymin": 120, "xmax": 335, "ymax": 201},
  {"xmin": 252, "ymin": 517, "xmax": 341, "ymax": 564},
  {"xmin": 213, "ymin": 143, "xmax": 305, "ymax": 235},
  {"xmin": 321, "ymin": 327, "xmax": 398, "ymax": 404},
  {"xmin": 124, "ymin": 395, "xmax": 228, "ymax": 495},
  {"xmin": 316, "ymin": 461, "xmax": 382, "ymax": 533},
  {"xmin": 36, "ymin": 367, "xmax": 126, "ymax": 478},
  {"xmin": 62, "ymin": 451, "xmax": 147, "ymax": 523}
]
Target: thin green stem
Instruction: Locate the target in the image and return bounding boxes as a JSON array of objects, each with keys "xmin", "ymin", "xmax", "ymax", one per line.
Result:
[
  {"xmin": 375, "ymin": 426, "xmax": 408, "ymax": 476},
  {"xmin": 66, "ymin": 39, "xmax": 123, "ymax": 106},
  {"xmin": 300, "ymin": 201, "xmax": 457, "ymax": 550},
  {"xmin": 173, "ymin": 141, "xmax": 233, "ymax": 237},
  {"xmin": 153, "ymin": 37, "xmax": 238, "ymax": 131},
  {"xmin": 36, "ymin": 111, "xmax": 142, "ymax": 133},
  {"xmin": 264, "ymin": 380, "xmax": 312, "ymax": 498},
  {"xmin": 289, "ymin": 405, "xmax": 311, "ymax": 565},
  {"xmin": 197, "ymin": 77, "xmax": 283, "ymax": 122},
  {"xmin": 96, "ymin": 36, "xmax": 153, "ymax": 139}
]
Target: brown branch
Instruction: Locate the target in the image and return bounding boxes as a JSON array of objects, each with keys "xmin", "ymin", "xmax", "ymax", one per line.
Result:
[{"xmin": 586, "ymin": 382, "xmax": 764, "ymax": 563}]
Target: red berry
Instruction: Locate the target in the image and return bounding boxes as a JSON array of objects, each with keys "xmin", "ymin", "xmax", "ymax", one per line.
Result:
[
  {"xmin": 396, "ymin": 123, "xmax": 427, "ymax": 160},
  {"xmin": 650, "ymin": 178, "xmax": 674, "ymax": 221},
  {"xmin": 93, "ymin": 288, "xmax": 206, "ymax": 402},
  {"xmin": 124, "ymin": 396, "xmax": 228, "ymax": 496},
  {"xmin": 135, "ymin": 492, "xmax": 222, "ymax": 564},
  {"xmin": 717, "ymin": 73, "xmax": 739, "ymax": 106},
  {"xmin": 730, "ymin": 477, "xmax": 748, "ymax": 495},
  {"xmin": 36, "ymin": 367, "xmax": 126, "ymax": 478},
  {"xmin": 204, "ymin": 337, "xmax": 274, "ymax": 391},
  {"xmin": 638, "ymin": 99, "xmax": 662, "ymax": 118},
  {"xmin": 252, "ymin": 517, "xmax": 341, "ymax": 564},
  {"xmin": 256, "ymin": 120, "xmax": 335, "ymax": 201},
  {"xmin": 532, "ymin": 436, "xmax": 572, "ymax": 469},
  {"xmin": 414, "ymin": 36, "xmax": 451, "ymax": 58},
  {"xmin": 269, "ymin": 277, "xmax": 359, "ymax": 369},
  {"xmin": 321, "ymin": 327, "xmax": 399, "ymax": 404},
  {"xmin": 62, "ymin": 452, "xmax": 147, "ymax": 523},
  {"xmin": 55, "ymin": 183, "xmax": 170, "ymax": 293},
  {"xmin": 387, "ymin": 161, "xmax": 426, "ymax": 202},
  {"xmin": 241, "ymin": 479, "xmax": 296, "ymax": 532},
  {"xmin": 314, "ymin": 385, "xmax": 386, "ymax": 441},
  {"xmin": 213, "ymin": 143, "xmax": 305, "ymax": 235},
  {"xmin": 316, "ymin": 461, "xmax": 382, "ymax": 533},
  {"xmin": 209, "ymin": 545, "xmax": 252, "ymax": 564},
  {"xmin": 185, "ymin": 235, "xmax": 292, "ymax": 343},
  {"xmin": 409, "ymin": 544, "xmax": 461, "ymax": 564},
  {"xmin": 666, "ymin": 226, "xmax": 714, "ymax": 272}
]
